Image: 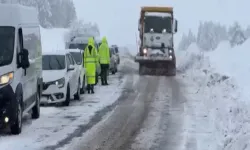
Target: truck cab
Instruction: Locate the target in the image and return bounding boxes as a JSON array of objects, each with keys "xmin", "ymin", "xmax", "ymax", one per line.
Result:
[{"xmin": 135, "ymin": 6, "xmax": 178, "ymax": 76}]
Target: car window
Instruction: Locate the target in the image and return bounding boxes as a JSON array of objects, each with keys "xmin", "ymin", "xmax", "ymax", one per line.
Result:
[
  {"xmin": 70, "ymin": 52, "xmax": 82, "ymax": 65},
  {"xmin": 68, "ymin": 54, "xmax": 75, "ymax": 65},
  {"xmin": 66, "ymin": 55, "xmax": 71, "ymax": 68}
]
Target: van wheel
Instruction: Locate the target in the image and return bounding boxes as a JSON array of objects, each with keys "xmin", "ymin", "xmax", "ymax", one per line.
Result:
[
  {"xmin": 10, "ymin": 97, "xmax": 22, "ymax": 135},
  {"xmin": 80, "ymin": 76, "xmax": 85, "ymax": 94},
  {"xmin": 63, "ymin": 86, "xmax": 70, "ymax": 106},
  {"xmin": 32, "ymin": 92, "xmax": 40, "ymax": 119},
  {"xmin": 74, "ymin": 79, "xmax": 81, "ymax": 100}
]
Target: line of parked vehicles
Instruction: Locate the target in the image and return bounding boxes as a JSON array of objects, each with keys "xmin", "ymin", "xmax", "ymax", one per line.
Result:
[{"xmin": 0, "ymin": 4, "xmax": 120, "ymax": 135}]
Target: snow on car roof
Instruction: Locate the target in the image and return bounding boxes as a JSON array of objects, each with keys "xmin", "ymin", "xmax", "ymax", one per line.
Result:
[{"xmin": 42, "ymin": 50, "xmax": 69, "ymax": 56}]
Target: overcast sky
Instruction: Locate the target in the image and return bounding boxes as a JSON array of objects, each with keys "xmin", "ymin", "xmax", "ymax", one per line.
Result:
[{"xmin": 73, "ymin": 0, "xmax": 250, "ymax": 46}]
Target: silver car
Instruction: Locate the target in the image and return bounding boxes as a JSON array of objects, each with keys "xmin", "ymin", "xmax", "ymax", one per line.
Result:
[{"xmin": 109, "ymin": 47, "xmax": 118, "ymax": 74}]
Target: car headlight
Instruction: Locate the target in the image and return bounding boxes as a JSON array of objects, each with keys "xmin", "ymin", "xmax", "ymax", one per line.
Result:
[
  {"xmin": 143, "ymin": 48, "xmax": 147, "ymax": 54},
  {"xmin": 0, "ymin": 72, "xmax": 14, "ymax": 85},
  {"xmin": 169, "ymin": 55, "xmax": 173, "ymax": 60},
  {"xmin": 54, "ymin": 77, "xmax": 65, "ymax": 88},
  {"xmin": 169, "ymin": 50, "xmax": 172, "ymax": 53}
]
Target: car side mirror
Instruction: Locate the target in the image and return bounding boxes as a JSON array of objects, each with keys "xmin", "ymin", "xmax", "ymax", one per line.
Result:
[
  {"xmin": 20, "ymin": 48, "xmax": 30, "ymax": 69},
  {"xmin": 67, "ymin": 64, "xmax": 75, "ymax": 71},
  {"xmin": 174, "ymin": 19, "xmax": 178, "ymax": 33}
]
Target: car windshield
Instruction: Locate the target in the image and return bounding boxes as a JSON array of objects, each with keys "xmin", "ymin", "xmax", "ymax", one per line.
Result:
[
  {"xmin": 42, "ymin": 55, "xmax": 65, "ymax": 70},
  {"xmin": 69, "ymin": 43, "xmax": 88, "ymax": 50},
  {"xmin": 70, "ymin": 52, "xmax": 82, "ymax": 65},
  {"xmin": 144, "ymin": 16, "xmax": 172, "ymax": 33},
  {"xmin": 0, "ymin": 26, "xmax": 15, "ymax": 67}
]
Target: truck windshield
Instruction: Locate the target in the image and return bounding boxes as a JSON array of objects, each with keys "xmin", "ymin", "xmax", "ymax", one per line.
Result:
[
  {"xmin": 0, "ymin": 26, "xmax": 15, "ymax": 67},
  {"xmin": 42, "ymin": 55, "xmax": 65, "ymax": 70},
  {"xmin": 69, "ymin": 43, "xmax": 87, "ymax": 50},
  {"xmin": 70, "ymin": 52, "xmax": 82, "ymax": 65},
  {"xmin": 144, "ymin": 16, "xmax": 172, "ymax": 33}
]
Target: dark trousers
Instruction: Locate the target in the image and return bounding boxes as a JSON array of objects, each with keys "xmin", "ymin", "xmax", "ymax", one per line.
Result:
[
  {"xmin": 87, "ymin": 84, "xmax": 94, "ymax": 93},
  {"xmin": 100, "ymin": 64, "xmax": 109, "ymax": 85}
]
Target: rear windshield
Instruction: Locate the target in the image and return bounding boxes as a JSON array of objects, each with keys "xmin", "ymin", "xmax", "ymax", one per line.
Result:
[{"xmin": 42, "ymin": 55, "xmax": 65, "ymax": 70}]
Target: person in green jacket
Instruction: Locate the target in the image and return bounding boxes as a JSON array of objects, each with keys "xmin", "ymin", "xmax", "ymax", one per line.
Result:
[
  {"xmin": 83, "ymin": 37, "xmax": 98, "ymax": 93},
  {"xmin": 98, "ymin": 36, "xmax": 110, "ymax": 85}
]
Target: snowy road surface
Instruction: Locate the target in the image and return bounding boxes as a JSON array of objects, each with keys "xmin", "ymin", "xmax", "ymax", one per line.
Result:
[{"xmin": 0, "ymin": 54, "xmax": 204, "ymax": 150}]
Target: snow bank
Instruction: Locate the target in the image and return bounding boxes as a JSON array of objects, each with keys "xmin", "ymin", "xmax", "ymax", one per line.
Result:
[
  {"xmin": 40, "ymin": 27, "xmax": 69, "ymax": 52},
  {"xmin": 180, "ymin": 39, "xmax": 250, "ymax": 149}
]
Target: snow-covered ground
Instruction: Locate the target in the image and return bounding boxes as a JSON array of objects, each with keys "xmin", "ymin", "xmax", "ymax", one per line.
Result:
[
  {"xmin": 176, "ymin": 40, "xmax": 250, "ymax": 149},
  {"xmin": 0, "ymin": 27, "xmax": 127, "ymax": 150}
]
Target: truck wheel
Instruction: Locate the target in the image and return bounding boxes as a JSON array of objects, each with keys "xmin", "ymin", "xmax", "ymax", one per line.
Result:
[
  {"xmin": 63, "ymin": 85, "xmax": 70, "ymax": 106},
  {"xmin": 10, "ymin": 97, "xmax": 22, "ymax": 135},
  {"xmin": 31, "ymin": 91, "xmax": 40, "ymax": 119}
]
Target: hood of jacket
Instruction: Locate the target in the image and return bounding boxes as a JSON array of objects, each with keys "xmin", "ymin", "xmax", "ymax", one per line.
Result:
[{"xmin": 101, "ymin": 37, "xmax": 108, "ymax": 44}]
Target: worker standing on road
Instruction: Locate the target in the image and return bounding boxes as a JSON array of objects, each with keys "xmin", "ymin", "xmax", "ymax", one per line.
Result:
[
  {"xmin": 98, "ymin": 36, "xmax": 110, "ymax": 85},
  {"xmin": 84, "ymin": 37, "xmax": 98, "ymax": 94}
]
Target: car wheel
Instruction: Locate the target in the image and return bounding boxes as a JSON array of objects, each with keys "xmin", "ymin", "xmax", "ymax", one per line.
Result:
[
  {"xmin": 10, "ymin": 97, "xmax": 22, "ymax": 135},
  {"xmin": 31, "ymin": 91, "xmax": 40, "ymax": 119},
  {"xmin": 63, "ymin": 85, "xmax": 70, "ymax": 106},
  {"xmin": 74, "ymin": 79, "xmax": 81, "ymax": 100},
  {"xmin": 80, "ymin": 76, "xmax": 85, "ymax": 94}
]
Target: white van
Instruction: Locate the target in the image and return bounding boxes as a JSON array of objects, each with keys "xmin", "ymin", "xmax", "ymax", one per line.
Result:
[{"xmin": 0, "ymin": 4, "xmax": 42, "ymax": 134}]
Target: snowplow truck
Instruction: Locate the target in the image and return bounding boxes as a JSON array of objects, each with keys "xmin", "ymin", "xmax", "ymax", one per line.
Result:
[{"xmin": 134, "ymin": 6, "xmax": 178, "ymax": 76}]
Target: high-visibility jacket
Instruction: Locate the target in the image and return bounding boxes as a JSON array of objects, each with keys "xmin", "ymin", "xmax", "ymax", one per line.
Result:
[
  {"xmin": 84, "ymin": 38, "xmax": 98, "ymax": 84},
  {"xmin": 98, "ymin": 37, "xmax": 110, "ymax": 64}
]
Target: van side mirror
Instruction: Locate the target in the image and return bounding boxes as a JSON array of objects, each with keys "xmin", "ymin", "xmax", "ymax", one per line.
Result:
[
  {"xmin": 20, "ymin": 48, "xmax": 30, "ymax": 69},
  {"xmin": 67, "ymin": 64, "xmax": 75, "ymax": 71},
  {"xmin": 174, "ymin": 19, "xmax": 178, "ymax": 33}
]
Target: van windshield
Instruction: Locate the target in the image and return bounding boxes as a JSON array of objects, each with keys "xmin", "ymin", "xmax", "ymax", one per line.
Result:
[
  {"xmin": 0, "ymin": 27, "xmax": 15, "ymax": 67},
  {"xmin": 42, "ymin": 55, "xmax": 65, "ymax": 70},
  {"xmin": 70, "ymin": 52, "xmax": 82, "ymax": 65}
]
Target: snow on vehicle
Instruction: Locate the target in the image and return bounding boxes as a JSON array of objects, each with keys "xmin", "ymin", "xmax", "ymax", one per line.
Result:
[
  {"xmin": 134, "ymin": 6, "xmax": 178, "ymax": 76},
  {"xmin": 0, "ymin": 4, "xmax": 42, "ymax": 134},
  {"xmin": 41, "ymin": 51, "xmax": 81, "ymax": 106},
  {"xmin": 65, "ymin": 36, "xmax": 101, "ymax": 84},
  {"xmin": 109, "ymin": 47, "xmax": 118, "ymax": 74},
  {"xmin": 67, "ymin": 48, "xmax": 86, "ymax": 94}
]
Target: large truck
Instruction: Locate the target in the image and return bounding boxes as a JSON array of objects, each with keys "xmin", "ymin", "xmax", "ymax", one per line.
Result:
[{"xmin": 134, "ymin": 6, "xmax": 178, "ymax": 76}]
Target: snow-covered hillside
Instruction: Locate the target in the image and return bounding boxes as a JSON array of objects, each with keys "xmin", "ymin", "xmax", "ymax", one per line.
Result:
[{"xmin": 176, "ymin": 39, "xmax": 250, "ymax": 149}]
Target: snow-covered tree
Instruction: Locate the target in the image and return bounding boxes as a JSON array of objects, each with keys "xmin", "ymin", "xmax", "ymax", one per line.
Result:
[
  {"xmin": 197, "ymin": 21, "xmax": 227, "ymax": 51},
  {"xmin": 178, "ymin": 29, "xmax": 196, "ymax": 50},
  {"xmin": 244, "ymin": 25, "xmax": 250, "ymax": 39},
  {"xmin": 228, "ymin": 22, "xmax": 246, "ymax": 47},
  {"xmin": 64, "ymin": 20, "xmax": 101, "ymax": 43},
  {"xmin": 0, "ymin": 0, "xmax": 77, "ymax": 28}
]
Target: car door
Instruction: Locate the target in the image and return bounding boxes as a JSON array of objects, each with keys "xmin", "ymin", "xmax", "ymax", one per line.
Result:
[
  {"xmin": 68, "ymin": 54, "xmax": 78, "ymax": 94},
  {"xmin": 66, "ymin": 54, "xmax": 74, "ymax": 96}
]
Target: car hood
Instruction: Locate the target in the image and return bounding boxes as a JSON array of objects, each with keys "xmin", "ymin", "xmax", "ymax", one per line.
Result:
[{"xmin": 43, "ymin": 70, "xmax": 65, "ymax": 82}]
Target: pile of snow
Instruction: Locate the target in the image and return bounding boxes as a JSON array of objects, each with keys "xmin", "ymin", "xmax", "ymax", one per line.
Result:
[
  {"xmin": 181, "ymin": 39, "xmax": 250, "ymax": 149},
  {"xmin": 40, "ymin": 27, "xmax": 69, "ymax": 52}
]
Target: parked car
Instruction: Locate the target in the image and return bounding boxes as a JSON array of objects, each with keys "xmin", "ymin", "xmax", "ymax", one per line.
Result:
[
  {"xmin": 67, "ymin": 49, "xmax": 86, "ymax": 94},
  {"xmin": 0, "ymin": 4, "xmax": 42, "ymax": 134},
  {"xmin": 111, "ymin": 45, "xmax": 120, "ymax": 64},
  {"xmin": 109, "ymin": 47, "xmax": 118, "ymax": 74},
  {"xmin": 41, "ymin": 51, "xmax": 81, "ymax": 106}
]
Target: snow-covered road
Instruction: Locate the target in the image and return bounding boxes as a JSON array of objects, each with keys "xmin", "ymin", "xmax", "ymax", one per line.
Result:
[{"xmin": 0, "ymin": 72, "xmax": 126, "ymax": 150}]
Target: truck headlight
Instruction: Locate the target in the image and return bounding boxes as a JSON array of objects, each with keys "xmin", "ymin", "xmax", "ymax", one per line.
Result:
[
  {"xmin": 143, "ymin": 48, "xmax": 147, "ymax": 54},
  {"xmin": 54, "ymin": 77, "xmax": 65, "ymax": 88},
  {"xmin": 169, "ymin": 50, "xmax": 172, "ymax": 53},
  {"xmin": 0, "ymin": 72, "xmax": 14, "ymax": 85},
  {"xmin": 169, "ymin": 55, "xmax": 173, "ymax": 60}
]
